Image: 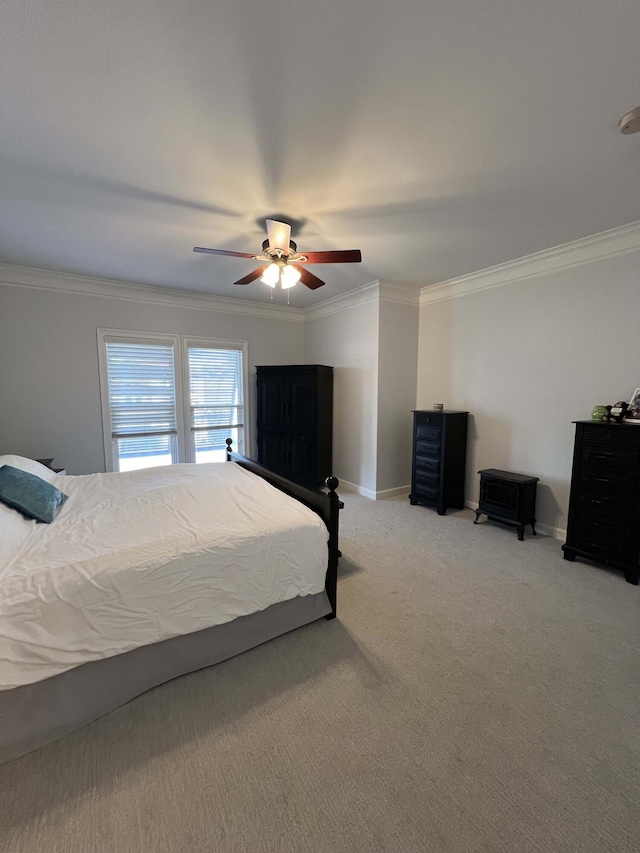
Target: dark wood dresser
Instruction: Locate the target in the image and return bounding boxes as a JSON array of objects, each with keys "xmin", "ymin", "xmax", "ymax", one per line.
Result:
[
  {"xmin": 563, "ymin": 421, "xmax": 640, "ymax": 585},
  {"xmin": 256, "ymin": 365, "xmax": 333, "ymax": 486},
  {"xmin": 409, "ymin": 410, "xmax": 468, "ymax": 515}
]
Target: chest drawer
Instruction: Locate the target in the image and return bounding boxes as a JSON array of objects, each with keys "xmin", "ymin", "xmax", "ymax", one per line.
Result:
[
  {"xmin": 578, "ymin": 467, "xmax": 636, "ymax": 494},
  {"xmin": 580, "ymin": 444, "xmax": 639, "ymax": 473},
  {"xmin": 416, "ymin": 425, "xmax": 441, "ymax": 443},
  {"xmin": 415, "ymin": 439, "xmax": 441, "ymax": 458},
  {"xmin": 415, "ymin": 412, "xmax": 442, "ymax": 428},
  {"xmin": 413, "ymin": 481, "xmax": 439, "ymax": 501},
  {"xmin": 415, "ymin": 457, "xmax": 440, "ymax": 478},
  {"xmin": 575, "ymin": 490, "xmax": 637, "ymax": 519},
  {"xmin": 573, "ymin": 513, "xmax": 636, "ymax": 562}
]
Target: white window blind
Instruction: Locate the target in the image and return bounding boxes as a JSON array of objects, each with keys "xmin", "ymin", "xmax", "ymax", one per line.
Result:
[
  {"xmin": 187, "ymin": 346, "xmax": 244, "ymax": 459},
  {"xmin": 105, "ymin": 341, "xmax": 178, "ymax": 469}
]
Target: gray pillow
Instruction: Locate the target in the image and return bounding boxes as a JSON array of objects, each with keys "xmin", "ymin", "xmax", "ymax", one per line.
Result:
[{"xmin": 0, "ymin": 465, "xmax": 68, "ymax": 523}]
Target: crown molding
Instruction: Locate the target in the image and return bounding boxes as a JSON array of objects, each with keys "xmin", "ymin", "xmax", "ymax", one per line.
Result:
[
  {"xmin": 303, "ymin": 281, "xmax": 380, "ymax": 322},
  {"xmin": 378, "ymin": 280, "xmax": 421, "ymax": 306},
  {"xmin": 420, "ymin": 220, "xmax": 640, "ymax": 306},
  {"xmin": 0, "ymin": 263, "xmax": 305, "ymax": 323}
]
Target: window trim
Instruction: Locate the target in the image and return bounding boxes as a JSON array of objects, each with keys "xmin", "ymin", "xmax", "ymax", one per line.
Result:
[{"xmin": 97, "ymin": 329, "xmax": 249, "ymax": 472}]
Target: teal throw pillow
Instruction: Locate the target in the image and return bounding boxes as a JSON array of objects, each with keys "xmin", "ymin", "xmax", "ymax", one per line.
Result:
[{"xmin": 0, "ymin": 465, "xmax": 68, "ymax": 523}]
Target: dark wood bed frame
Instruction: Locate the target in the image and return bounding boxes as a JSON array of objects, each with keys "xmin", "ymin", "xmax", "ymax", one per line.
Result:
[{"xmin": 225, "ymin": 438, "xmax": 339, "ymax": 618}]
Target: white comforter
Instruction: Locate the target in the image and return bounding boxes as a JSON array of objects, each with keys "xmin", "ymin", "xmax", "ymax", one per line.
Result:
[{"xmin": 0, "ymin": 462, "xmax": 328, "ymax": 690}]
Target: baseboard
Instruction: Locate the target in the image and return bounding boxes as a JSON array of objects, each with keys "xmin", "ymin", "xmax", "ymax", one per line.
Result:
[
  {"xmin": 376, "ymin": 485, "xmax": 411, "ymax": 500},
  {"xmin": 338, "ymin": 479, "xmax": 377, "ymax": 499},
  {"xmin": 464, "ymin": 500, "xmax": 566, "ymax": 541},
  {"xmin": 337, "ymin": 480, "xmax": 411, "ymax": 500}
]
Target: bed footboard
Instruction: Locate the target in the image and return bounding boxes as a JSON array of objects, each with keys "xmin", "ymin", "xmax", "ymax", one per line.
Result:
[{"xmin": 225, "ymin": 438, "xmax": 339, "ymax": 618}]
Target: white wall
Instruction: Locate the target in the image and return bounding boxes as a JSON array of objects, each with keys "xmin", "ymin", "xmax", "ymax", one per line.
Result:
[
  {"xmin": 0, "ymin": 280, "xmax": 303, "ymax": 474},
  {"xmin": 376, "ymin": 295, "xmax": 419, "ymax": 494},
  {"xmin": 305, "ymin": 283, "xmax": 420, "ymax": 496},
  {"xmin": 417, "ymin": 242, "xmax": 640, "ymax": 535},
  {"xmin": 304, "ymin": 294, "xmax": 379, "ymax": 494}
]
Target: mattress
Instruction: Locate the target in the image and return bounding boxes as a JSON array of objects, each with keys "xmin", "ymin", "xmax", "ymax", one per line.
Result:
[{"xmin": 0, "ymin": 462, "xmax": 328, "ymax": 690}]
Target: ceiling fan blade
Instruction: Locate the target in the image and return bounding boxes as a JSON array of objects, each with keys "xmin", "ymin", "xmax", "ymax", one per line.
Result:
[
  {"xmin": 266, "ymin": 219, "xmax": 292, "ymax": 252},
  {"xmin": 296, "ymin": 249, "xmax": 362, "ymax": 264},
  {"xmin": 194, "ymin": 247, "xmax": 257, "ymax": 258},
  {"xmin": 297, "ymin": 266, "xmax": 325, "ymax": 290},
  {"xmin": 234, "ymin": 266, "xmax": 266, "ymax": 285}
]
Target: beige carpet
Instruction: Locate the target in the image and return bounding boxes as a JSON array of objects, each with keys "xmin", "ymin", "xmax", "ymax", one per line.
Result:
[{"xmin": 1, "ymin": 496, "xmax": 638, "ymax": 853}]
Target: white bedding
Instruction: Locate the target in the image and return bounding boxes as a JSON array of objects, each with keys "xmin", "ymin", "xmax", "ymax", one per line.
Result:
[{"xmin": 0, "ymin": 462, "xmax": 328, "ymax": 690}]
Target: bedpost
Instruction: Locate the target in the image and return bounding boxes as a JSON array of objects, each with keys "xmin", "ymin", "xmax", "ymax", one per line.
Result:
[
  {"xmin": 225, "ymin": 437, "xmax": 233, "ymax": 460},
  {"xmin": 324, "ymin": 476, "xmax": 339, "ymax": 620}
]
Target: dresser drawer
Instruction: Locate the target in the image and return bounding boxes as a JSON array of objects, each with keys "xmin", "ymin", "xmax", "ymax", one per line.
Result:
[
  {"xmin": 416, "ymin": 425, "xmax": 441, "ymax": 443},
  {"xmin": 575, "ymin": 490, "xmax": 636, "ymax": 519},
  {"xmin": 414, "ymin": 470, "xmax": 440, "ymax": 489},
  {"xmin": 415, "ymin": 439, "xmax": 440, "ymax": 458},
  {"xmin": 415, "ymin": 457, "xmax": 440, "ymax": 478},
  {"xmin": 573, "ymin": 511, "xmax": 635, "ymax": 550},
  {"xmin": 413, "ymin": 482, "xmax": 439, "ymax": 501},
  {"xmin": 578, "ymin": 468, "xmax": 636, "ymax": 494},
  {"xmin": 580, "ymin": 444, "xmax": 640, "ymax": 473},
  {"xmin": 415, "ymin": 412, "xmax": 442, "ymax": 428}
]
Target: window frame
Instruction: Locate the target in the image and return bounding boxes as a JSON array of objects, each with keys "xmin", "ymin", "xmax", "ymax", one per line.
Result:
[{"xmin": 97, "ymin": 329, "xmax": 249, "ymax": 472}]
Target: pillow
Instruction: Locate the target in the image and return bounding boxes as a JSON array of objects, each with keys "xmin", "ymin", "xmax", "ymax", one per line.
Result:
[
  {"xmin": 0, "ymin": 465, "xmax": 68, "ymax": 523},
  {"xmin": 0, "ymin": 455, "xmax": 57, "ymax": 483}
]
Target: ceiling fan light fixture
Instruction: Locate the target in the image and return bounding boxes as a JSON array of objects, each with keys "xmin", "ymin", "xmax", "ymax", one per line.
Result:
[
  {"xmin": 281, "ymin": 265, "xmax": 301, "ymax": 289},
  {"xmin": 194, "ymin": 218, "xmax": 361, "ymax": 293},
  {"xmin": 260, "ymin": 263, "xmax": 280, "ymax": 287}
]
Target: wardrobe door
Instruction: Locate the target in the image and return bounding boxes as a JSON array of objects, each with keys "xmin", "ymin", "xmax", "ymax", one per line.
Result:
[
  {"xmin": 257, "ymin": 374, "xmax": 287, "ymax": 431},
  {"xmin": 288, "ymin": 376, "xmax": 317, "ymax": 433},
  {"xmin": 257, "ymin": 432, "xmax": 288, "ymax": 477},
  {"xmin": 288, "ymin": 434, "xmax": 318, "ymax": 483}
]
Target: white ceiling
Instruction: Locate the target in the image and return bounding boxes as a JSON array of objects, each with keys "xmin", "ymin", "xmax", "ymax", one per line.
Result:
[{"xmin": 1, "ymin": 0, "xmax": 639, "ymax": 307}]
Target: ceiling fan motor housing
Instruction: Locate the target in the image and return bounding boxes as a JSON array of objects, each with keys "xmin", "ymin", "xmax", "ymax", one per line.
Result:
[{"xmin": 262, "ymin": 238, "xmax": 297, "ymax": 255}]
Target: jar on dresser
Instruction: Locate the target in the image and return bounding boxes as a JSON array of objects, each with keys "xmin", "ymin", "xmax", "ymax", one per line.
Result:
[{"xmin": 409, "ymin": 410, "xmax": 469, "ymax": 516}]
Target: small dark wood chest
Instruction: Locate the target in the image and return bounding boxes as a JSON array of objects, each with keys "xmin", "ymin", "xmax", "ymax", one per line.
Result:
[{"xmin": 409, "ymin": 410, "xmax": 468, "ymax": 515}]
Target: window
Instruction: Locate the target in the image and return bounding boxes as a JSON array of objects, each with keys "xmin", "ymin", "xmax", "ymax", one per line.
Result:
[
  {"xmin": 98, "ymin": 330, "xmax": 247, "ymax": 472},
  {"xmin": 104, "ymin": 339, "xmax": 179, "ymax": 471},
  {"xmin": 186, "ymin": 345, "xmax": 244, "ymax": 464}
]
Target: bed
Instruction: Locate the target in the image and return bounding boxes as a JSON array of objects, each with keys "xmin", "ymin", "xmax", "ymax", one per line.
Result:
[{"xmin": 0, "ymin": 443, "xmax": 339, "ymax": 764}]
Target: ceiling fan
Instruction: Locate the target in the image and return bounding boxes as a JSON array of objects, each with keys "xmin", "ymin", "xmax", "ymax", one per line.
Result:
[{"xmin": 193, "ymin": 219, "xmax": 362, "ymax": 290}]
